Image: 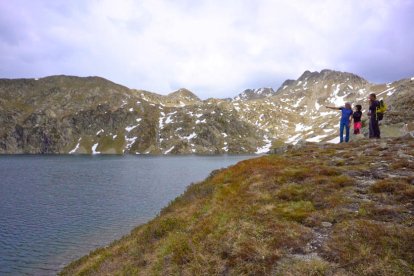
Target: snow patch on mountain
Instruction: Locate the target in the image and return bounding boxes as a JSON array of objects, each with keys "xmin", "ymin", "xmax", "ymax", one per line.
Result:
[
  {"xmin": 164, "ymin": 146, "xmax": 175, "ymax": 154},
  {"xmin": 125, "ymin": 125, "xmax": 138, "ymax": 132},
  {"xmin": 183, "ymin": 132, "xmax": 197, "ymax": 140},
  {"xmin": 222, "ymin": 141, "xmax": 229, "ymax": 152},
  {"xmin": 69, "ymin": 138, "xmax": 81, "ymax": 154},
  {"xmin": 196, "ymin": 119, "xmax": 206, "ymax": 124},
  {"xmin": 328, "ymin": 84, "xmax": 346, "ymax": 106},
  {"xmin": 306, "ymin": 134, "xmax": 328, "ymax": 142},
  {"xmin": 377, "ymin": 87, "xmax": 395, "ymax": 97},
  {"xmin": 327, "ymin": 136, "xmax": 340, "ymax": 144},
  {"xmin": 159, "ymin": 112, "xmax": 166, "ymax": 129},
  {"xmin": 295, "ymin": 123, "xmax": 312, "ymax": 132},
  {"xmin": 286, "ymin": 134, "xmax": 301, "ymax": 145},
  {"xmin": 256, "ymin": 135, "xmax": 272, "ymax": 154},
  {"xmin": 125, "ymin": 136, "xmax": 138, "ymax": 150},
  {"xmin": 91, "ymin": 143, "xmax": 100, "ymax": 154},
  {"xmin": 292, "ymin": 97, "xmax": 304, "ymax": 108}
]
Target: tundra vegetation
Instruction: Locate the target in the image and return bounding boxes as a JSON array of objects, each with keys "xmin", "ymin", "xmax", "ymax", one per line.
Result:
[{"xmin": 61, "ymin": 137, "xmax": 414, "ymax": 275}]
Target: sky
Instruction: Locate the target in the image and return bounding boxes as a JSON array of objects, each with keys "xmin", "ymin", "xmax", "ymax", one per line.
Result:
[{"xmin": 1, "ymin": 0, "xmax": 413, "ymax": 98}]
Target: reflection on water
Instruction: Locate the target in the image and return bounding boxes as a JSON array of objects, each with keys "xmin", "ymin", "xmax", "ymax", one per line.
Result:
[{"xmin": 0, "ymin": 155, "xmax": 254, "ymax": 275}]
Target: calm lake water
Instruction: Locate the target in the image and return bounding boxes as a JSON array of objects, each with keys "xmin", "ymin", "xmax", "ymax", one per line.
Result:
[{"xmin": 0, "ymin": 155, "xmax": 255, "ymax": 275}]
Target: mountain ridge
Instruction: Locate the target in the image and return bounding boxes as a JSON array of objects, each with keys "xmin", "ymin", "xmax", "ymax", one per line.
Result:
[
  {"xmin": 1, "ymin": 70, "xmax": 413, "ymax": 154},
  {"xmin": 1, "ymin": 69, "xmax": 409, "ymax": 101}
]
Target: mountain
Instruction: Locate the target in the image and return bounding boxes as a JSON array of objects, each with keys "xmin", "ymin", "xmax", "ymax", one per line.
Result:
[
  {"xmin": 61, "ymin": 136, "xmax": 414, "ymax": 275},
  {"xmin": 233, "ymin": 87, "xmax": 276, "ymax": 101},
  {"xmin": 167, "ymin": 88, "xmax": 201, "ymax": 102},
  {"xmin": 1, "ymin": 70, "xmax": 413, "ymax": 154}
]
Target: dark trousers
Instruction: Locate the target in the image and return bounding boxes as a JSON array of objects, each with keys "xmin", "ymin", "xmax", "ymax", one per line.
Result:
[{"xmin": 369, "ymin": 117, "xmax": 380, "ymax": 138}]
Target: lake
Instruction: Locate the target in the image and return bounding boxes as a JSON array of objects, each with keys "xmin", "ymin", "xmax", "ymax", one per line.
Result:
[{"xmin": 0, "ymin": 155, "xmax": 255, "ymax": 275}]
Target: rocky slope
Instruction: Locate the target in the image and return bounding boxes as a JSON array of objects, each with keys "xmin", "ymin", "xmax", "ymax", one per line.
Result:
[
  {"xmin": 61, "ymin": 136, "xmax": 414, "ymax": 275},
  {"xmin": 0, "ymin": 70, "xmax": 413, "ymax": 154}
]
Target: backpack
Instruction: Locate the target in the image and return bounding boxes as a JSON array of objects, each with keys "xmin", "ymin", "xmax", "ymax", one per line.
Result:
[{"xmin": 376, "ymin": 99, "xmax": 387, "ymax": 121}]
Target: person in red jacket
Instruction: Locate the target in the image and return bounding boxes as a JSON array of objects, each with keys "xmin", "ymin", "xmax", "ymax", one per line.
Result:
[{"xmin": 352, "ymin": 104, "xmax": 362, "ymax": 135}]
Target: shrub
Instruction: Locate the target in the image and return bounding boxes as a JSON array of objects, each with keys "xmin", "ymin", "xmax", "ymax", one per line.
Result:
[
  {"xmin": 274, "ymin": 201, "xmax": 315, "ymax": 222},
  {"xmin": 141, "ymin": 217, "xmax": 185, "ymax": 242},
  {"xmin": 370, "ymin": 178, "xmax": 409, "ymax": 194},
  {"xmin": 328, "ymin": 175, "xmax": 355, "ymax": 188},
  {"xmin": 323, "ymin": 219, "xmax": 414, "ymax": 275},
  {"xmin": 276, "ymin": 183, "xmax": 309, "ymax": 201}
]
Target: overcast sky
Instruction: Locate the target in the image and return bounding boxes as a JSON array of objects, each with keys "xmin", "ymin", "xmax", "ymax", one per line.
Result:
[{"xmin": 1, "ymin": 0, "xmax": 413, "ymax": 98}]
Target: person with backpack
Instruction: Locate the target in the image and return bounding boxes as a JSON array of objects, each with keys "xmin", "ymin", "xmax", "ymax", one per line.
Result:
[
  {"xmin": 352, "ymin": 104, "xmax": 363, "ymax": 134},
  {"xmin": 376, "ymin": 99, "xmax": 387, "ymax": 123},
  {"xmin": 368, "ymin": 93, "xmax": 381, "ymax": 138},
  {"xmin": 325, "ymin": 102, "xmax": 353, "ymax": 143}
]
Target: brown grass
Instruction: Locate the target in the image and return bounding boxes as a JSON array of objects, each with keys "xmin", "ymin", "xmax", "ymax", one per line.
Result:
[
  {"xmin": 323, "ymin": 219, "xmax": 414, "ymax": 275},
  {"xmin": 60, "ymin": 139, "xmax": 414, "ymax": 275},
  {"xmin": 370, "ymin": 178, "xmax": 414, "ymax": 202}
]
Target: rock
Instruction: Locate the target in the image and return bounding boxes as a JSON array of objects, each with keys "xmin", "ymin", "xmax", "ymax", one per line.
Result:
[
  {"xmin": 379, "ymin": 142, "xmax": 388, "ymax": 150},
  {"xmin": 401, "ymin": 133, "xmax": 414, "ymax": 140},
  {"xmin": 397, "ymin": 150, "xmax": 412, "ymax": 159},
  {"xmin": 270, "ymin": 139, "xmax": 289, "ymax": 154},
  {"xmin": 353, "ymin": 134, "xmax": 365, "ymax": 141},
  {"xmin": 321, "ymin": 221, "xmax": 332, "ymax": 228}
]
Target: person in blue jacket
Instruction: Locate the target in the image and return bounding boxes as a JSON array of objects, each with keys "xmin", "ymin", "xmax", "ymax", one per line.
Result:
[{"xmin": 325, "ymin": 102, "xmax": 354, "ymax": 143}]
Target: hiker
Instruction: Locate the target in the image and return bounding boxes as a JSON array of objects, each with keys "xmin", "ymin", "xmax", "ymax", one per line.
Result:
[
  {"xmin": 368, "ymin": 93, "xmax": 381, "ymax": 139},
  {"xmin": 325, "ymin": 102, "xmax": 353, "ymax": 143},
  {"xmin": 376, "ymin": 99, "xmax": 387, "ymax": 124},
  {"xmin": 352, "ymin": 104, "xmax": 363, "ymax": 135}
]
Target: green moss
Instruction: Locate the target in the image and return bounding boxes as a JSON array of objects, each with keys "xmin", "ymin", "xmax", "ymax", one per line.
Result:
[
  {"xmin": 118, "ymin": 265, "xmax": 140, "ymax": 275},
  {"xmin": 277, "ymin": 183, "xmax": 309, "ymax": 201},
  {"xmin": 274, "ymin": 201, "xmax": 315, "ymax": 222},
  {"xmin": 141, "ymin": 217, "xmax": 186, "ymax": 243},
  {"xmin": 160, "ymin": 232, "xmax": 191, "ymax": 265},
  {"xmin": 282, "ymin": 168, "xmax": 314, "ymax": 181}
]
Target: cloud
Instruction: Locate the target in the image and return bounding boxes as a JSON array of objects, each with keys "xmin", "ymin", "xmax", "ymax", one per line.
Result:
[{"xmin": 0, "ymin": 0, "xmax": 413, "ymax": 98}]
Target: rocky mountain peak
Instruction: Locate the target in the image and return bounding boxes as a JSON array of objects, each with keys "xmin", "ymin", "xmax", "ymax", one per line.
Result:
[
  {"xmin": 276, "ymin": 79, "xmax": 295, "ymax": 92},
  {"xmin": 318, "ymin": 69, "xmax": 368, "ymax": 85},
  {"xmin": 39, "ymin": 75, "xmax": 127, "ymax": 87},
  {"xmin": 167, "ymin": 88, "xmax": 200, "ymax": 102},
  {"xmin": 277, "ymin": 69, "xmax": 369, "ymax": 93},
  {"xmin": 233, "ymin": 87, "xmax": 276, "ymax": 101},
  {"xmin": 298, "ymin": 69, "xmax": 367, "ymax": 83},
  {"xmin": 298, "ymin": 70, "xmax": 314, "ymax": 81}
]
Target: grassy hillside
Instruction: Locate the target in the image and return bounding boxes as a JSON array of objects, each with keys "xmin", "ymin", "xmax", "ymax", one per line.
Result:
[{"xmin": 61, "ymin": 137, "xmax": 414, "ymax": 275}]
